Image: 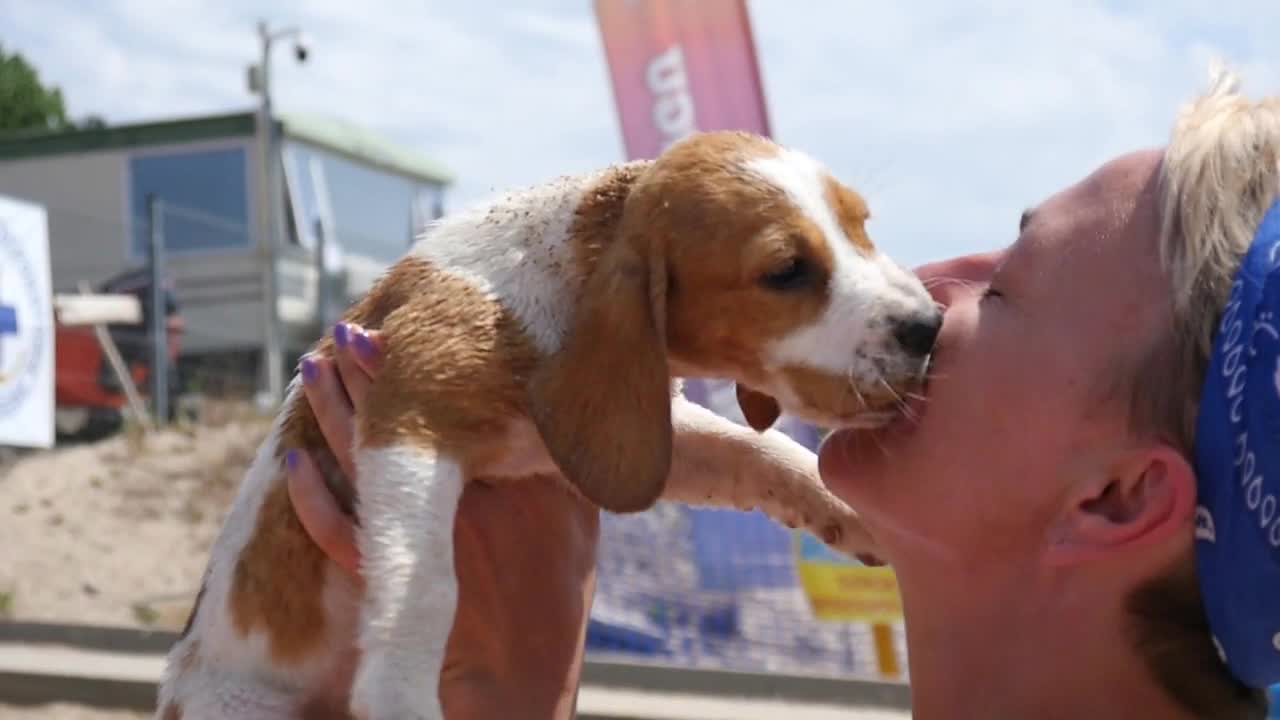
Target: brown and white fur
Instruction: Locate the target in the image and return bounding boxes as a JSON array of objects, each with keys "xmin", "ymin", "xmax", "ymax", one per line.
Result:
[{"xmin": 156, "ymin": 130, "xmax": 942, "ymax": 719}]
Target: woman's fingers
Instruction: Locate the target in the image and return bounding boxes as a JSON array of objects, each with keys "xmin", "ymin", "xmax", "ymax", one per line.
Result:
[
  {"xmin": 332, "ymin": 323, "xmax": 382, "ymax": 414},
  {"xmin": 300, "ymin": 354, "xmax": 358, "ymax": 480},
  {"xmin": 351, "ymin": 325, "xmax": 385, "ymax": 380},
  {"xmin": 288, "ymin": 322, "xmax": 388, "ymax": 579},
  {"xmin": 285, "ymin": 449, "xmax": 362, "ymax": 578},
  {"xmin": 293, "ymin": 322, "xmax": 385, "ymax": 509}
]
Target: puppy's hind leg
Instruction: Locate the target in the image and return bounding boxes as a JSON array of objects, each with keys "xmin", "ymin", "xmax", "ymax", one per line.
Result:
[{"xmin": 348, "ymin": 442, "xmax": 464, "ymax": 720}]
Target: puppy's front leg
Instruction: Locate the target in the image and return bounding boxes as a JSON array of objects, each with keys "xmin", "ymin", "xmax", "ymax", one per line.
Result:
[
  {"xmin": 663, "ymin": 397, "xmax": 880, "ymax": 559},
  {"xmin": 349, "ymin": 442, "xmax": 464, "ymax": 720}
]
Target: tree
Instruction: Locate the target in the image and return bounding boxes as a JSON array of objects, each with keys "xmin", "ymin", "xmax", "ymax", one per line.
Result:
[{"xmin": 0, "ymin": 44, "xmax": 73, "ymax": 135}]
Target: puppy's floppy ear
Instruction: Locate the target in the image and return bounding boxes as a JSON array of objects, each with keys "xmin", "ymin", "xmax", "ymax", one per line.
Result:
[
  {"xmin": 529, "ymin": 232, "xmax": 671, "ymax": 514},
  {"xmin": 736, "ymin": 383, "xmax": 781, "ymax": 432}
]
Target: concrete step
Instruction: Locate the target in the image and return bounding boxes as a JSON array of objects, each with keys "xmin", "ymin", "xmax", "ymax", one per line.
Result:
[{"xmin": 0, "ymin": 622, "xmax": 912, "ymax": 720}]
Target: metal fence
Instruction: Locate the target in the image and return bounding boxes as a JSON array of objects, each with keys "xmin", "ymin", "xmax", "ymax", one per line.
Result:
[{"xmin": 588, "ymin": 382, "xmax": 905, "ymax": 681}]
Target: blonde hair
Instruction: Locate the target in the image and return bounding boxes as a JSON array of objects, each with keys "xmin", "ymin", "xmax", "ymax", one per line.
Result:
[
  {"xmin": 1117, "ymin": 66, "xmax": 1280, "ymax": 452},
  {"xmin": 1159, "ymin": 62, "xmax": 1280, "ymax": 390},
  {"xmin": 1126, "ymin": 64, "xmax": 1280, "ymax": 719}
]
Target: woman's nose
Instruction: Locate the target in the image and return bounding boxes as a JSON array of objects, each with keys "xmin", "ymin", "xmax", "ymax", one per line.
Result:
[{"xmin": 914, "ymin": 250, "xmax": 1003, "ymax": 306}]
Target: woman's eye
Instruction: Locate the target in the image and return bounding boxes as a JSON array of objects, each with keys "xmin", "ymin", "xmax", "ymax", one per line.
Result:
[{"xmin": 981, "ymin": 286, "xmax": 1003, "ymax": 300}]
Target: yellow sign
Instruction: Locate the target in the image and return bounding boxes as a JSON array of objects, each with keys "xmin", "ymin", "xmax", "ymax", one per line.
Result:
[{"xmin": 793, "ymin": 532, "xmax": 904, "ymax": 624}]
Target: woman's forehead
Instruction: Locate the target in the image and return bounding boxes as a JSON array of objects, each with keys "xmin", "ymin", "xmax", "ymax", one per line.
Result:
[
  {"xmin": 1005, "ymin": 161, "xmax": 1168, "ymax": 340},
  {"xmin": 1023, "ymin": 152, "xmax": 1164, "ymax": 263}
]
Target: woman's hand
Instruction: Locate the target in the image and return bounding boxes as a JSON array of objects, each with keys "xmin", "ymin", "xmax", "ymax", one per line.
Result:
[{"xmin": 286, "ymin": 323, "xmax": 600, "ymax": 719}]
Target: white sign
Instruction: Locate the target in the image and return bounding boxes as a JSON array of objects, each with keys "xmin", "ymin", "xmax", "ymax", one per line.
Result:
[{"xmin": 0, "ymin": 194, "xmax": 54, "ymax": 448}]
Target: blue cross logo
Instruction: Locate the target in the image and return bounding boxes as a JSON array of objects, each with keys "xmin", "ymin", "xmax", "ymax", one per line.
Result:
[
  {"xmin": 0, "ymin": 214, "xmax": 48, "ymax": 423},
  {"xmin": 0, "ymin": 301, "xmax": 15, "ymax": 369}
]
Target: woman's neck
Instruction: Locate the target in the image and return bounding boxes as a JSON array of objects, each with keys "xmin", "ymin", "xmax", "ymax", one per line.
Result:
[{"xmin": 895, "ymin": 564, "xmax": 1196, "ymax": 720}]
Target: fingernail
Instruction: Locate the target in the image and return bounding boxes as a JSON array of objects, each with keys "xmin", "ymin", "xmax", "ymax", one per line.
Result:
[
  {"xmin": 334, "ymin": 322, "xmax": 349, "ymax": 348},
  {"xmin": 353, "ymin": 330, "xmax": 378, "ymax": 360},
  {"xmin": 286, "ymin": 449, "xmax": 299, "ymax": 471},
  {"xmin": 301, "ymin": 356, "xmax": 319, "ymax": 384}
]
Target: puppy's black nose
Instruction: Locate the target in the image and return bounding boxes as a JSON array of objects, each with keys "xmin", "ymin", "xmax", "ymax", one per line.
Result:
[{"xmin": 893, "ymin": 312, "xmax": 942, "ymax": 357}]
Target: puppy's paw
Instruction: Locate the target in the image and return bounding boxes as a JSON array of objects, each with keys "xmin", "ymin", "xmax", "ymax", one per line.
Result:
[{"xmin": 350, "ymin": 654, "xmax": 442, "ymax": 720}]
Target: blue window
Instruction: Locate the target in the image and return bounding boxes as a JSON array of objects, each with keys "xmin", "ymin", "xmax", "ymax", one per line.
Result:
[
  {"xmin": 412, "ymin": 184, "xmax": 446, "ymax": 230},
  {"xmin": 285, "ymin": 141, "xmax": 443, "ymax": 264},
  {"xmin": 283, "ymin": 143, "xmax": 323, "ymax": 251},
  {"xmin": 128, "ymin": 146, "xmax": 251, "ymax": 255}
]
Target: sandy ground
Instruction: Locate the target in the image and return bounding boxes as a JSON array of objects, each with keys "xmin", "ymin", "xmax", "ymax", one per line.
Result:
[
  {"xmin": 0, "ymin": 404, "xmax": 271, "ymax": 718},
  {"xmin": 0, "ymin": 704, "xmax": 149, "ymax": 720},
  {"xmin": 0, "ymin": 403, "xmax": 271, "ymax": 631}
]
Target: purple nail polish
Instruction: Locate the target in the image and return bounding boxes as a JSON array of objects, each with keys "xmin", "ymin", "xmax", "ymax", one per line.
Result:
[
  {"xmin": 286, "ymin": 449, "xmax": 299, "ymax": 471},
  {"xmin": 334, "ymin": 323, "xmax": 349, "ymax": 348},
  {"xmin": 301, "ymin": 357, "xmax": 318, "ymax": 384},
  {"xmin": 353, "ymin": 331, "xmax": 378, "ymax": 360}
]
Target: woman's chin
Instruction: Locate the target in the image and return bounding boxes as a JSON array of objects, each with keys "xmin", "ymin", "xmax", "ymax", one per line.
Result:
[
  {"xmin": 817, "ymin": 429, "xmax": 870, "ymax": 494},
  {"xmin": 817, "ymin": 415, "xmax": 922, "ymax": 500}
]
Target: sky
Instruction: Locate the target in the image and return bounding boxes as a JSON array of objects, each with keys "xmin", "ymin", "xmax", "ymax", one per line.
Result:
[{"xmin": 1, "ymin": 0, "xmax": 1277, "ymax": 269}]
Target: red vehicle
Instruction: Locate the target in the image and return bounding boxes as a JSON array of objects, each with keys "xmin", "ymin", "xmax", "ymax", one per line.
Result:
[{"xmin": 53, "ymin": 268, "xmax": 184, "ymax": 441}]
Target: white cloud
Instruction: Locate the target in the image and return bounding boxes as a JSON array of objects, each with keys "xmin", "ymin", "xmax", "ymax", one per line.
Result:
[
  {"xmin": 746, "ymin": 0, "xmax": 1279, "ymax": 261},
  {"xmin": 0, "ymin": 0, "xmax": 1276, "ymax": 268}
]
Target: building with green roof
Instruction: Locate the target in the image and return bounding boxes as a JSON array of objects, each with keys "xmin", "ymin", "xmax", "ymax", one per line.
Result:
[{"xmin": 0, "ymin": 109, "xmax": 455, "ymax": 395}]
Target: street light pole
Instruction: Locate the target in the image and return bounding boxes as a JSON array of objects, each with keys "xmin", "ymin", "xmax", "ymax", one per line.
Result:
[{"xmin": 250, "ymin": 20, "xmax": 308, "ymax": 408}]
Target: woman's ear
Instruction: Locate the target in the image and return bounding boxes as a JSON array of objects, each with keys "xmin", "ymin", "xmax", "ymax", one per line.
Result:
[{"xmin": 1046, "ymin": 445, "xmax": 1198, "ymax": 566}]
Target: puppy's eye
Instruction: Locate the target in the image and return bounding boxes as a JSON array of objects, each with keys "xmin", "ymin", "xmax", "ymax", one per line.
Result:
[{"xmin": 760, "ymin": 257, "xmax": 813, "ymax": 291}]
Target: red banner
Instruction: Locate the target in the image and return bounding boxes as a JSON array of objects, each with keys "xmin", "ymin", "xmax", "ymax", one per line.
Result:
[
  {"xmin": 592, "ymin": 1, "xmax": 821, "ymax": 449},
  {"xmin": 593, "ymin": 0, "xmax": 773, "ymax": 159}
]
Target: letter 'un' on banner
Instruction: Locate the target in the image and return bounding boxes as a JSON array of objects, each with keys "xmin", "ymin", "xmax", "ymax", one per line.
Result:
[
  {"xmin": 592, "ymin": 0, "xmax": 779, "ymax": 437},
  {"xmin": 592, "ymin": 0, "xmax": 773, "ymax": 159},
  {"xmin": 0, "ymin": 193, "xmax": 54, "ymax": 449}
]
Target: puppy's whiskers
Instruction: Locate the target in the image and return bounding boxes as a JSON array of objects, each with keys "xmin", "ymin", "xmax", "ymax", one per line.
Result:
[
  {"xmin": 844, "ymin": 367, "xmax": 868, "ymax": 409},
  {"xmin": 867, "ymin": 425, "xmax": 893, "ymax": 459},
  {"xmin": 877, "ymin": 378, "xmax": 905, "ymax": 406},
  {"xmin": 876, "ymin": 378, "xmax": 919, "ymax": 421},
  {"xmin": 834, "ymin": 421, "xmax": 892, "ymax": 463}
]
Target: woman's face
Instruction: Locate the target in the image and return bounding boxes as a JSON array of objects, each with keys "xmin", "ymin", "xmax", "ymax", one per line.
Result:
[{"xmin": 818, "ymin": 148, "xmax": 1174, "ymax": 571}]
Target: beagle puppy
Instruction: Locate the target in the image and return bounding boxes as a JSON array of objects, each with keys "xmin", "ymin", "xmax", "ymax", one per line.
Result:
[{"xmin": 156, "ymin": 130, "xmax": 940, "ymax": 720}]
